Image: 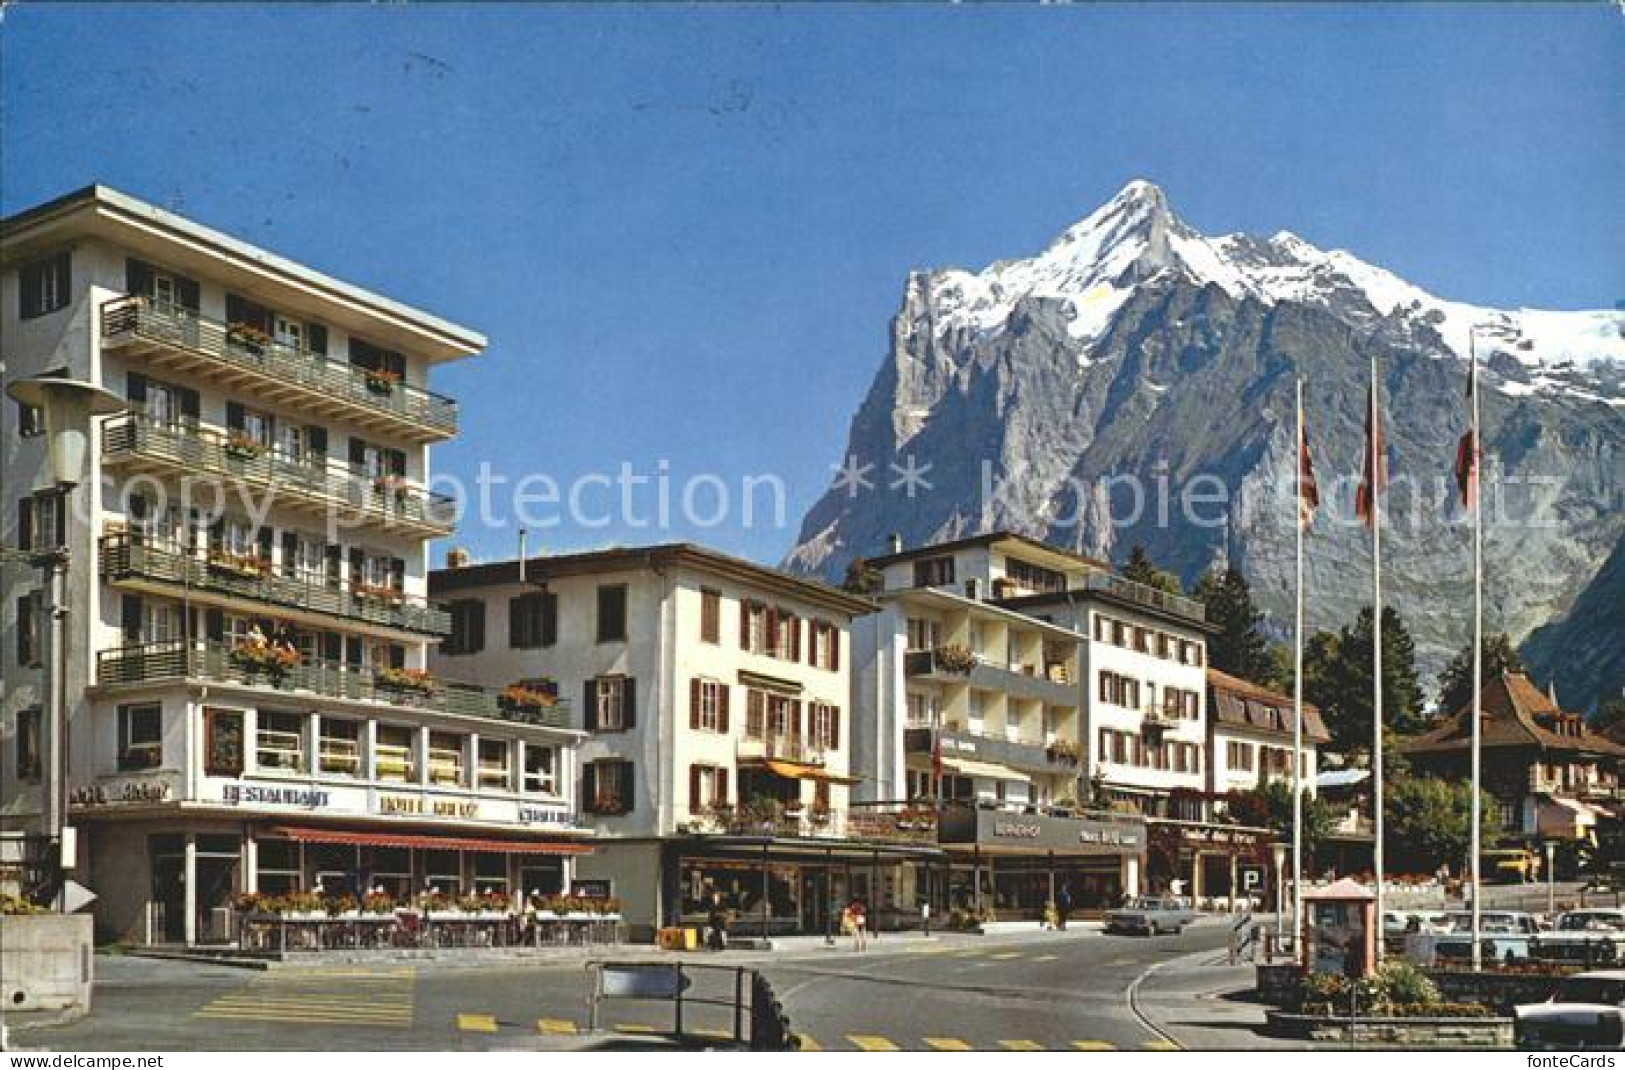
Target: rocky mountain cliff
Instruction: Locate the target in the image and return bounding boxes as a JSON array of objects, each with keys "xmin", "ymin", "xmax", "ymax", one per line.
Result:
[
  {"xmin": 1523, "ymin": 533, "xmax": 1625, "ymax": 715},
  {"xmin": 786, "ymin": 181, "xmax": 1625, "ymax": 687}
]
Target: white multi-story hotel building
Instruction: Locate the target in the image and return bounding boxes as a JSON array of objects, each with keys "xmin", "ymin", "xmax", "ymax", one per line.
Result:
[
  {"xmin": 1, "ymin": 186, "xmax": 586, "ymax": 946},
  {"xmin": 430, "ymin": 544, "xmax": 936, "ymax": 940}
]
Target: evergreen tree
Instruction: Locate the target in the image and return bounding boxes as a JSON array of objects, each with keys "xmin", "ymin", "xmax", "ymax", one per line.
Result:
[
  {"xmin": 842, "ymin": 557, "xmax": 882, "ymax": 596},
  {"xmin": 1303, "ymin": 607, "xmax": 1427, "ymax": 757},
  {"xmin": 1120, "ymin": 544, "xmax": 1182, "ymax": 595},
  {"xmin": 1594, "ymin": 698, "xmax": 1625, "ymax": 733},
  {"xmin": 1436, "ymin": 633, "xmax": 1526, "ymax": 716},
  {"xmin": 1193, "ymin": 567, "xmax": 1277, "ymax": 687}
]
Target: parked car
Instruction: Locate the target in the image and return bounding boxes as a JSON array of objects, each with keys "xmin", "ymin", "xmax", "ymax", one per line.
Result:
[
  {"xmin": 1533, "ymin": 910, "xmax": 1625, "ymax": 966},
  {"xmin": 1484, "ymin": 848, "xmax": 1543, "ymax": 884},
  {"xmin": 1104, "ymin": 896, "xmax": 1197, "ymax": 936},
  {"xmin": 1433, "ymin": 910, "xmax": 1540, "ymax": 964},
  {"xmin": 1515, "ymin": 971, "xmax": 1625, "ymax": 1049}
]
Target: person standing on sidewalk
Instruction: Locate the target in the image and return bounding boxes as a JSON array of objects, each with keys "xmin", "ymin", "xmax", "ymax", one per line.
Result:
[
  {"xmin": 847, "ymin": 897, "xmax": 868, "ymax": 951},
  {"xmin": 1056, "ymin": 886, "xmax": 1073, "ymax": 931}
]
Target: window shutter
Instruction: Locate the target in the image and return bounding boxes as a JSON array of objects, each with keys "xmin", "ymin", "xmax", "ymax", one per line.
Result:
[
  {"xmin": 541, "ymin": 592, "xmax": 557, "ymax": 647},
  {"xmin": 830, "ymin": 706, "xmax": 840, "ymax": 750},
  {"xmin": 509, "ymin": 597, "xmax": 526, "ymax": 649},
  {"xmin": 831, "ymin": 628, "xmax": 840, "ymax": 671},
  {"xmin": 689, "ymin": 678, "xmax": 701, "ymax": 730},
  {"xmin": 205, "ymin": 608, "xmax": 225, "ymax": 642},
  {"xmin": 739, "ymin": 603, "xmax": 751, "ymax": 648},
  {"xmin": 718, "ymin": 686, "xmax": 730, "ymax": 734},
  {"xmin": 717, "ymin": 768, "xmax": 729, "ymax": 806},
  {"xmin": 179, "ymin": 387, "xmax": 200, "ymax": 426},
  {"xmin": 121, "ymin": 595, "xmax": 143, "ymax": 641},
  {"xmin": 622, "ymin": 678, "xmax": 637, "ymax": 729},
  {"xmin": 584, "ymin": 680, "xmax": 598, "ymax": 731},
  {"xmin": 582, "ymin": 763, "xmax": 598, "ymax": 813},
  {"xmin": 469, "ymin": 601, "xmax": 485, "ymax": 653},
  {"xmin": 765, "ymin": 608, "xmax": 779, "ymax": 653},
  {"xmin": 789, "ymin": 617, "xmax": 801, "ymax": 661},
  {"xmin": 225, "ymin": 401, "xmax": 244, "ymax": 432},
  {"xmin": 618, "ymin": 760, "xmax": 634, "ymax": 813},
  {"xmin": 126, "ymin": 258, "xmax": 152, "ymax": 297},
  {"xmin": 689, "ymin": 765, "xmax": 701, "ymax": 812},
  {"xmin": 349, "ymin": 438, "xmax": 366, "ymax": 466},
  {"xmin": 176, "ymin": 276, "xmax": 200, "ymax": 312},
  {"xmin": 307, "ymin": 425, "xmax": 328, "ymax": 459},
  {"xmin": 127, "ymin": 372, "xmax": 147, "ymax": 407},
  {"xmin": 281, "ymin": 532, "xmax": 298, "ymax": 576},
  {"xmin": 307, "ymin": 323, "xmax": 328, "ymax": 356},
  {"xmin": 790, "ymin": 700, "xmax": 803, "ymax": 747},
  {"xmin": 18, "ymin": 498, "xmax": 33, "ymax": 552}
]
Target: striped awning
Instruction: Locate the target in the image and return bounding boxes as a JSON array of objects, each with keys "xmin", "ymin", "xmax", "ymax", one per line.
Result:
[
  {"xmin": 760, "ymin": 759, "xmax": 861, "ymax": 785},
  {"xmin": 266, "ymin": 825, "xmax": 593, "ymax": 855},
  {"xmin": 938, "ymin": 755, "xmax": 1031, "ymax": 784}
]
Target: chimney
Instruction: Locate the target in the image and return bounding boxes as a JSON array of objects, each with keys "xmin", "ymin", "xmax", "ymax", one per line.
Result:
[
  {"xmin": 887, "ymin": 533, "xmax": 903, "ymax": 555},
  {"xmin": 964, "ymin": 578, "xmax": 981, "ymax": 601},
  {"xmin": 444, "ymin": 546, "xmax": 471, "ymax": 569}
]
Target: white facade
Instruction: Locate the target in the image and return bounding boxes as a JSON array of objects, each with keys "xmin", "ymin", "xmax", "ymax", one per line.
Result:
[{"xmin": 2, "ymin": 186, "xmax": 583, "ymax": 944}]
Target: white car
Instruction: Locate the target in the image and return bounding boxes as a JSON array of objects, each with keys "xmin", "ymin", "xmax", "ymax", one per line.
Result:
[
  {"xmin": 1516, "ymin": 971, "xmax": 1625, "ymax": 1049},
  {"xmin": 1533, "ymin": 910, "xmax": 1625, "ymax": 966}
]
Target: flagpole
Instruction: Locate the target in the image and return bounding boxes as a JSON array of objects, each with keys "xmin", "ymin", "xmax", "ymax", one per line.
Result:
[
  {"xmin": 1469, "ymin": 331, "xmax": 1484, "ymax": 972},
  {"xmin": 1293, "ymin": 375, "xmax": 1306, "ymax": 961},
  {"xmin": 1371, "ymin": 351, "xmax": 1386, "ymax": 962}
]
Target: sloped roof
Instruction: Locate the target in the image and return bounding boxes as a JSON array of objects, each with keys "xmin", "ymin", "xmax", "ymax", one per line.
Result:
[
  {"xmin": 1206, "ymin": 667, "xmax": 1331, "ymax": 744},
  {"xmin": 1400, "ymin": 672, "xmax": 1625, "ymax": 758}
]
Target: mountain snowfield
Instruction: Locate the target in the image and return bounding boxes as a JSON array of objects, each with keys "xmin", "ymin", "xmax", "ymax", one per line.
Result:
[{"xmin": 787, "ymin": 180, "xmax": 1625, "ymax": 707}]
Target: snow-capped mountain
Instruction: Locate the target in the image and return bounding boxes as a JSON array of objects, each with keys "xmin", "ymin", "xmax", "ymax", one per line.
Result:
[{"xmin": 787, "ymin": 180, "xmax": 1625, "ymax": 696}]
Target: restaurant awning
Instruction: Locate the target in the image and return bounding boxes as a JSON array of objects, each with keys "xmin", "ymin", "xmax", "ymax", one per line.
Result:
[
  {"xmin": 266, "ymin": 826, "xmax": 594, "ymax": 855},
  {"xmin": 759, "ymin": 759, "xmax": 862, "ymax": 785},
  {"xmin": 939, "ymin": 755, "xmax": 1031, "ymax": 784}
]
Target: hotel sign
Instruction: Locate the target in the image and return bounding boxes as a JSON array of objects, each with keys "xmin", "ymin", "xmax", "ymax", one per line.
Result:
[
  {"xmin": 377, "ymin": 794, "xmax": 480, "ymax": 819},
  {"xmin": 940, "ymin": 807, "xmax": 1146, "ymax": 854},
  {"xmin": 70, "ymin": 778, "xmax": 174, "ymax": 807}
]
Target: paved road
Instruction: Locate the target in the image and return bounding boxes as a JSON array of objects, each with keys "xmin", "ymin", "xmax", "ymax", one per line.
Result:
[{"xmin": 14, "ymin": 921, "xmax": 1239, "ymax": 1052}]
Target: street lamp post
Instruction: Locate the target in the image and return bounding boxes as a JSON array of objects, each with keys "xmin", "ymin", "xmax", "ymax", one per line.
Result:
[
  {"xmin": 5, "ymin": 373, "xmax": 127, "ymax": 911},
  {"xmin": 1271, "ymin": 842, "xmax": 1288, "ymax": 957}
]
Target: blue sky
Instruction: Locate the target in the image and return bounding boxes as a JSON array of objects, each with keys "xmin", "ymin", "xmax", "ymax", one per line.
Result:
[{"xmin": 4, "ymin": 4, "xmax": 1621, "ymax": 565}]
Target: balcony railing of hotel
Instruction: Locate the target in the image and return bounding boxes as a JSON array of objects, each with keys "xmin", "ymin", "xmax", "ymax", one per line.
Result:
[
  {"xmin": 904, "ymin": 647, "xmax": 1076, "ymax": 685},
  {"xmin": 692, "ymin": 802, "xmax": 940, "ymax": 845},
  {"xmin": 103, "ymin": 416, "xmax": 456, "ymax": 536},
  {"xmin": 95, "ymin": 638, "xmax": 571, "ymax": 731},
  {"xmin": 735, "ymin": 734, "xmax": 831, "ymax": 767},
  {"xmin": 100, "ymin": 533, "xmax": 452, "ymax": 637},
  {"xmin": 1082, "ymin": 572, "xmax": 1207, "ymax": 623},
  {"xmin": 100, "ymin": 296, "xmax": 458, "ymax": 438},
  {"xmin": 902, "ymin": 722, "xmax": 1083, "ymax": 771}
]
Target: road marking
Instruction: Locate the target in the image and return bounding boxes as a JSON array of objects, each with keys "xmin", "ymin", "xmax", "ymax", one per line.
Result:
[
  {"xmin": 457, "ymin": 1013, "xmax": 499, "ymax": 1033},
  {"xmin": 194, "ymin": 1009, "xmax": 412, "ymax": 1026},
  {"xmin": 999, "ymin": 1039, "xmax": 1045, "ymax": 1051},
  {"xmin": 615, "ymin": 1023, "xmax": 658, "ymax": 1034},
  {"xmin": 1033, "ymin": 954, "xmax": 1059, "ymax": 962},
  {"xmin": 924, "ymin": 1037, "xmax": 972, "ymax": 1050},
  {"xmin": 849, "ymin": 1034, "xmax": 900, "ymax": 1051},
  {"xmin": 989, "ymin": 951, "xmax": 1024, "ymax": 960},
  {"xmin": 794, "ymin": 1033, "xmax": 823, "ymax": 1051},
  {"xmin": 1143, "ymin": 1040, "xmax": 1180, "ymax": 1051},
  {"xmin": 1073, "ymin": 1040, "xmax": 1117, "ymax": 1050},
  {"xmin": 538, "ymin": 1018, "xmax": 579, "ymax": 1035},
  {"xmin": 193, "ymin": 965, "xmax": 416, "ymax": 1029},
  {"xmin": 690, "ymin": 1028, "xmax": 734, "ymax": 1040},
  {"xmin": 203, "ymin": 999, "xmax": 412, "ymax": 1015}
]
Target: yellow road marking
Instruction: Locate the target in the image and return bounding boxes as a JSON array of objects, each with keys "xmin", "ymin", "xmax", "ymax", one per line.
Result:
[
  {"xmin": 691, "ymin": 1028, "xmax": 734, "ymax": 1040},
  {"xmin": 1000, "ymin": 1040, "xmax": 1045, "ymax": 1051},
  {"xmin": 615, "ymin": 1023, "xmax": 658, "ymax": 1034},
  {"xmin": 924, "ymin": 1037, "xmax": 973, "ymax": 1050},
  {"xmin": 795, "ymin": 1033, "xmax": 823, "ymax": 1051},
  {"xmin": 457, "ymin": 1013, "xmax": 499, "ymax": 1033},
  {"xmin": 1073, "ymin": 1040, "xmax": 1117, "ymax": 1050},
  {"xmin": 989, "ymin": 951, "xmax": 1023, "ymax": 960},
  {"xmin": 204, "ymin": 999, "xmax": 413, "ymax": 1014},
  {"xmin": 538, "ymin": 1018, "xmax": 579, "ymax": 1035},
  {"xmin": 1143, "ymin": 1039, "xmax": 1181, "ymax": 1051},
  {"xmin": 849, "ymin": 1035, "xmax": 900, "ymax": 1051},
  {"xmin": 194, "ymin": 1010, "xmax": 411, "ymax": 1026},
  {"xmin": 1033, "ymin": 954, "xmax": 1059, "ymax": 962}
]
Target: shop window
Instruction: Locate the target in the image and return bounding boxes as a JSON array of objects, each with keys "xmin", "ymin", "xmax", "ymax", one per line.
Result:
[
  {"xmin": 478, "ymin": 739, "xmax": 512, "ymax": 790},
  {"xmin": 429, "ymin": 731, "xmax": 465, "ymax": 787},
  {"xmin": 472, "ymin": 852, "xmax": 508, "ymax": 895},
  {"xmin": 204, "ymin": 707, "xmax": 245, "ymax": 777},
  {"xmin": 256, "ymin": 839, "xmax": 300, "ymax": 895},
  {"xmin": 367, "ymin": 847, "xmax": 412, "ymax": 900},
  {"xmin": 256, "ymin": 711, "xmax": 305, "ymax": 772},
  {"xmin": 424, "ymin": 849, "xmax": 461, "ymax": 897},
  {"xmin": 522, "ymin": 743, "xmax": 558, "ymax": 795},
  {"xmin": 117, "ymin": 703, "xmax": 163, "ymax": 770},
  {"xmin": 320, "ymin": 718, "xmax": 362, "ymax": 776},
  {"xmin": 376, "ymin": 724, "xmax": 416, "ymax": 782}
]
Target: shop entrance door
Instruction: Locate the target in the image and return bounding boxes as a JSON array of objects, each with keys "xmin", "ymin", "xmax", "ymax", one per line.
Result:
[
  {"xmin": 800, "ymin": 868, "xmax": 828, "ymax": 936},
  {"xmin": 150, "ymin": 853, "xmax": 186, "ymax": 944}
]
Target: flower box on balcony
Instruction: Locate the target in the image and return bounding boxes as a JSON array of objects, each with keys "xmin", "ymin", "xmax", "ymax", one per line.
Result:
[
  {"xmin": 363, "ymin": 369, "xmax": 401, "ymax": 396},
  {"xmin": 353, "ymin": 582, "xmax": 406, "ymax": 607},
  {"xmin": 499, "ymin": 683, "xmax": 559, "ymax": 715},
  {"xmin": 223, "ymin": 433, "xmax": 264, "ymax": 462},
  {"xmin": 230, "ymin": 642, "xmax": 299, "ymax": 678},
  {"xmin": 374, "ymin": 666, "xmax": 438, "ymax": 695},
  {"xmin": 226, "ymin": 322, "xmax": 271, "ymax": 353},
  {"xmin": 932, "ymin": 643, "xmax": 979, "ymax": 675},
  {"xmin": 209, "ymin": 552, "xmax": 271, "ymax": 581}
]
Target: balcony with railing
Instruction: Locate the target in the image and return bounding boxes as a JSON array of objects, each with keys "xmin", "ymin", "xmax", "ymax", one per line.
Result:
[
  {"xmin": 94, "ymin": 639, "xmax": 572, "ymax": 731},
  {"xmin": 1082, "ymin": 572, "xmax": 1207, "ymax": 623},
  {"xmin": 100, "ymin": 534, "xmax": 452, "ymax": 637},
  {"xmin": 102, "ymin": 416, "xmax": 455, "ymax": 537},
  {"xmin": 902, "ymin": 724, "xmax": 1082, "ymax": 775},
  {"xmin": 100, "ymin": 296, "xmax": 458, "ymax": 441},
  {"xmin": 690, "ymin": 802, "xmax": 940, "ymax": 845},
  {"xmin": 735, "ymin": 734, "xmax": 831, "ymax": 767},
  {"xmin": 903, "ymin": 646, "xmax": 1078, "ymax": 707}
]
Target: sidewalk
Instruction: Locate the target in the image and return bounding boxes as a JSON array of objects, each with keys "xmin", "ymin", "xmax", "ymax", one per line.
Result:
[{"xmin": 1132, "ymin": 948, "xmax": 1308, "ymax": 1051}]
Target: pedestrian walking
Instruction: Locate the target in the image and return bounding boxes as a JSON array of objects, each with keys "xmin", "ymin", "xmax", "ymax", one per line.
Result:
[
  {"xmin": 706, "ymin": 891, "xmax": 729, "ymax": 951},
  {"xmin": 1056, "ymin": 886, "xmax": 1073, "ymax": 931},
  {"xmin": 847, "ymin": 897, "xmax": 868, "ymax": 951}
]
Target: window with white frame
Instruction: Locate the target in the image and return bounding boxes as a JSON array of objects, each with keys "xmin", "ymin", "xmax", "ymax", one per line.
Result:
[
  {"xmin": 117, "ymin": 704, "xmax": 162, "ymax": 771},
  {"xmin": 905, "ymin": 692, "xmax": 940, "ymax": 728},
  {"xmin": 319, "ymin": 718, "xmax": 361, "ymax": 776},
  {"xmin": 256, "ymin": 711, "xmax": 305, "ymax": 772},
  {"xmin": 695, "ymin": 679, "xmax": 725, "ymax": 732},
  {"xmin": 905, "ymin": 617, "xmax": 941, "ymax": 651},
  {"xmin": 478, "ymin": 739, "xmax": 512, "ymax": 790},
  {"xmin": 375, "ymin": 724, "xmax": 416, "ymax": 782},
  {"xmin": 809, "ymin": 702, "xmax": 839, "ymax": 751},
  {"xmin": 522, "ymin": 743, "xmax": 558, "ymax": 795},
  {"xmin": 592, "ymin": 676, "xmax": 631, "ymax": 731}
]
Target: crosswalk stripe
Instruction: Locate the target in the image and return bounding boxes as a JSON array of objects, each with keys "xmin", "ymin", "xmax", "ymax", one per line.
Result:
[
  {"xmin": 615, "ymin": 1023, "xmax": 658, "ymax": 1034},
  {"xmin": 194, "ymin": 1010, "xmax": 412, "ymax": 1025},
  {"xmin": 204, "ymin": 1000, "xmax": 413, "ymax": 1015},
  {"xmin": 1142, "ymin": 1040, "xmax": 1181, "ymax": 1051},
  {"xmin": 458, "ymin": 1013, "xmax": 499, "ymax": 1033},
  {"xmin": 849, "ymin": 1035, "xmax": 899, "ymax": 1051},
  {"xmin": 690, "ymin": 1028, "xmax": 734, "ymax": 1040},
  {"xmin": 1000, "ymin": 1040, "xmax": 1045, "ymax": 1051},
  {"xmin": 924, "ymin": 1037, "xmax": 972, "ymax": 1050},
  {"xmin": 1073, "ymin": 1041, "xmax": 1116, "ymax": 1050},
  {"xmin": 794, "ymin": 1033, "xmax": 823, "ymax": 1051},
  {"xmin": 1033, "ymin": 954, "xmax": 1059, "ymax": 962},
  {"xmin": 538, "ymin": 1018, "xmax": 579, "ymax": 1035},
  {"xmin": 989, "ymin": 951, "xmax": 1023, "ymax": 960}
]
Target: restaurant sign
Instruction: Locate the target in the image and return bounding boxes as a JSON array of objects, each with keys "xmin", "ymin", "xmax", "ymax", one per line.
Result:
[
  {"xmin": 69, "ymin": 778, "xmax": 175, "ymax": 807},
  {"xmin": 940, "ymin": 806, "xmax": 1145, "ymax": 853}
]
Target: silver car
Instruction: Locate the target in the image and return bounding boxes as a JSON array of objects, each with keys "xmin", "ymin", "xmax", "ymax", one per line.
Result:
[
  {"xmin": 1103, "ymin": 896, "xmax": 1197, "ymax": 936},
  {"xmin": 1516, "ymin": 971, "xmax": 1625, "ymax": 1050}
]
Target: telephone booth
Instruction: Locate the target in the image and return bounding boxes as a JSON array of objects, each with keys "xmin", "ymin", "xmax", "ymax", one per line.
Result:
[{"xmin": 1302, "ymin": 877, "xmax": 1376, "ymax": 978}]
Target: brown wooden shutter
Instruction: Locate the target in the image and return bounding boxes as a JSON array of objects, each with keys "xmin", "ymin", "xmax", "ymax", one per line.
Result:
[
  {"xmin": 831, "ymin": 627, "xmax": 840, "ymax": 671},
  {"xmin": 689, "ymin": 678, "xmax": 702, "ymax": 730},
  {"xmin": 584, "ymin": 679, "xmax": 598, "ymax": 731},
  {"xmin": 789, "ymin": 617, "xmax": 802, "ymax": 662},
  {"xmin": 717, "ymin": 768, "xmax": 729, "ymax": 807},
  {"xmin": 621, "ymin": 678, "xmax": 637, "ymax": 729},
  {"xmin": 739, "ymin": 603, "xmax": 752, "ymax": 648},
  {"xmin": 765, "ymin": 608, "xmax": 779, "ymax": 654},
  {"xmin": 618, "ymin": 759, "xmax": 635, "ymax": 813},
  {"xmin": 18, "ymin": 498, "xmax": 32, "ymax": 552},
  {"xmin": 718, "ymin": 686, "xmax": 730, "ymax": 734},
  {"xmin": 582, "ymin": 762, "xmax": 598, "ymax": 813},
  {"xmin": 830, "ymin": 706, "xmax": 840, "ymax": 750},
  {"xmin": 689, "ymin": 765, "xmax": 702, "ymax": 812},
  {"xmin": 790, "ymin": 700, "xmax": 803, "ymax": 749}
]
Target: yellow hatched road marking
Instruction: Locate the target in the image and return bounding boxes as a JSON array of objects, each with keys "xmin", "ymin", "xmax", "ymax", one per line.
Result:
[
  {"xmin": 1142, "ymin": 1040, "xmax": 1181, "ymax": 1051},
  {"xmin": 989, "ymin": 951, "xmax": 1023, "ymax": 960},
  {"xmin": 538, "ymin": 1018, "xmax": 579, "ymax": 1035},
  {"xmin": 849, "ymin": 1035, "xmax": 900, "ymax": 1051},
  {"xmin": 457, "ymin": 1013, "xmax": 499, "ymax": 1033},
  {"xmin": 1000, "ymin": 1040, "xmax": 1045, "ymax": 1051},
  {"xmin": 194, "ymin": 1010, "xmax": 411, "ymax": 1025},
  {"xmin": 615, "ymin": 1023, "xmax": 658, "ymax": 1034},
  {"xmin": 1073, "ymin": 1040, "xmax": 1117, "ymax": 1050},
  {"xmin": 924, "ymin": 1038, "xmax": 973, "ymax": 1050},
  {"xmin": 205, "ymin": 999, "xmax": 412, "ymax": 1014},
  {"xmin": 795, "ymin": 1033, "xmax": 823, "ymax": 1051},
  {"xmin": 691, "ymin": 1028, "xmax": 734, "ymax": 1039}
]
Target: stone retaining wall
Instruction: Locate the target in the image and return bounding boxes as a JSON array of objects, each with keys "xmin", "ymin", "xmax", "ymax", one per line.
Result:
[
  {"xmin": 1266, "ymin": 1010, "xmax": 1512, "ymax": 1048},
  {"xmin": 0, "ymin": 914, "xmax": 94, "ymax": 1013}
]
